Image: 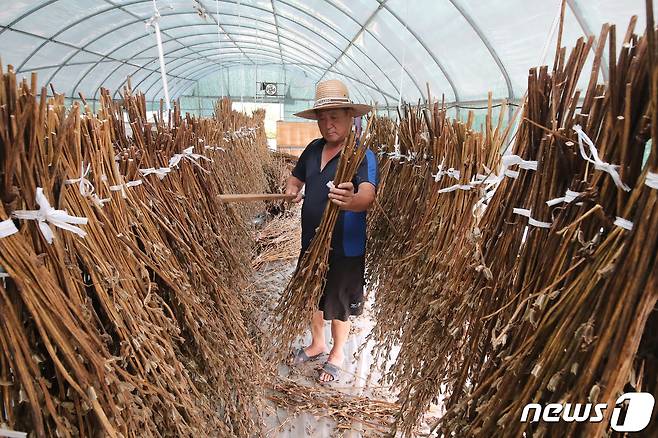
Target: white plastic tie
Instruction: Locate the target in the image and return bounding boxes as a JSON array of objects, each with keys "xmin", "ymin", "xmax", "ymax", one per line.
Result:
[
  {"xmin": 110, "ymin": 180, "xmax": 143, "ymax": 198},
  {"xmin": 326, "ymin": 181, "xmax": 335, "ymax": 189},
  {"xmin": 0, "ymin": 428, "xmax": 27, "ymax": 438},
  {"xmin": 645, "ymin": 172, "xmax": 658, "ymax": 189},
  {"xmin": 90, "ymin": 194, "xmax": 111, "ymax": 209},
  {"xmin": 445, "ymin": 168, "xmax": 460, "ymax": 180},
  {"xmin": 501, "ymin": 154, "xmax": 538, "ymax": 171},
  {"xmin": 470, "ymin": 172, "xmax": 499, "ymax": 186},
  {"xmin": 204, "ymin": 145, "xmax": 226, "ymax": 152},
  {"xmin": 387, "ymin": 151, "xmax": 407, "ymax": 160},
  {"xmin": 573, "ymin": 125, "xmax": 630, "ymax": 191},
  {"xmin": 169, "ymin": 146, "xmax": 212, "ymax": 169},
  {"xmin": 513, "ymin": 208, "xmax": 552, "ymax": 229},
  {"xmin": 110, "ymin": 180, "xmax": 143, "ymax": 191},
  {"xmin": 614, "ymin": 216, "xmax": 633, "ymax": 231},
  {"xmin": 139, "ymin": 167, "xmax": 171, "ymax": 180},
  {"xmin": 501, "ymin": 154, "xmax": 537, "ymax": 180},
  {"xmin": 224, "ymin": 127, "xmax": 256, "ymax": 141},
  {"xmin": 0, "ymin": 218, "xmax": 18, "ymax": 238},
  {"xmin": 504, "ymin": 169, "xmax": 520, "ymax": 179},
  {"xmin": 438, "ymin": 184, "xmax": 472, "ymax": 194},
  {"xmin": 12, "ymin": 188, "xmax": 88, "ymax": 244},
  {"xmin": 65, "ymin": 163, "xmax": 95, "ymax": 197},
  {"xmin": 546, "ymin": 189, "xmax": 582, "ymax": 206}
]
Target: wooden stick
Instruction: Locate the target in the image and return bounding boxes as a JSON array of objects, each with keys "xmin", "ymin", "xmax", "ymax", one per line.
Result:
[{"xmin": 218, "ymin": 193, "xmax": 295, "ymax": 202}]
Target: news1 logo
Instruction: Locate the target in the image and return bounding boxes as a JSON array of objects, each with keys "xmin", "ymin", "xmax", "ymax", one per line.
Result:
[{"xmin": 520, "ymin": 392, "xmax": 655, "ymax": 432}]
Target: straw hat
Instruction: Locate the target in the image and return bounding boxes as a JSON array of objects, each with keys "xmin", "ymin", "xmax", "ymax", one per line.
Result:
[{"xmin": 294, "ymin": 79, "xmax": 372, "ymax": 120}]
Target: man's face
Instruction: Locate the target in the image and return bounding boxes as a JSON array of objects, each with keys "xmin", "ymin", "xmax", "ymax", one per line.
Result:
[{"xmin": 316, "ymin": 108, "xmax": 353, "ymax": 145}]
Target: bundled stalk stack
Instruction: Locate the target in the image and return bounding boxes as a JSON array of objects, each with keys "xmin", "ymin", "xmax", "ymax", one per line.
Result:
[
  {"xmin": 252, "ymin": 210, "xmax": 301, "ymax": 270},
  {"xmin": 365, "ymin": 3, "xmax": 657, "ymax": 437},
  {"xmin": 266, "ymin": 378, "xmax": 399, "ymax": 435},
  {"xmin": 365, "ymin": 97, "xmax": 508, "ymax": 381},
  {"xmin": 0, "ymin": 65, "xmax": 270, "ymax": 436},
  {"xmin": 272, "ymin": 127, "xmax": 371, "ymax": 359},
  {"xmin": 435, "ymin": 5, "xmax": 658, "ymax": 437}
]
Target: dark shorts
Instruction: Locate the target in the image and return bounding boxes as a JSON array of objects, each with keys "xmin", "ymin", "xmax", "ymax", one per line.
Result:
[{"xmin": 298, "ymin": 252, "xmax": 365, "ymax": 322}]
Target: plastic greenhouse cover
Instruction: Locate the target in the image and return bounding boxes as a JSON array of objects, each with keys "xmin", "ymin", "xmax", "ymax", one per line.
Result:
[{"xmin": 0, "ymin": 0, "xmax": 654, "ymax": 108}]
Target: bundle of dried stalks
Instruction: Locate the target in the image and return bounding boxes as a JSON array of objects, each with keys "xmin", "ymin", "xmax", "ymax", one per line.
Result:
[
  {"xmin": 363, "ymin": 3, "xmax": 657, "ymax": 437},
  {"xmin": 265, "ymin": 377, "xmax": 398, "ymax": 435},
  {"xmin": 0, "ymin": 65, "xmax": 270, "ymax": 436},
  {"xmin": 262, "ymin": 152, "xmax": 297, "ymax": 217},
  {"xmin": 365, "ymin": 96, "xmax": 508, "ymax": 384},
  {"xmin": 252, "ymin": 209, "xmax": 301, "ymax": 270},
  {"xmin": 435, "ymin": 4, "xmax": 658, "ymax": 436},
  {"xmin": 271, "ymin": 127, "xmax": 372, "ymax": 359}
]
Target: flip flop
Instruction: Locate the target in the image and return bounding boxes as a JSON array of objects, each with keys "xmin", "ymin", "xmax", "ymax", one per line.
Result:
[
  {"xmin": 290, "ymin": 347, "xmax": 326, "ymax": 366},
  {"xmin": 318, "ymin": 362, "xmax": 341, "ymax": 383}
]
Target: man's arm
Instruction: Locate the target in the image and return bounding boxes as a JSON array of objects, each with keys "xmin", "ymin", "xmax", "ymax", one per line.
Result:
[
  {"xmin": 328, "ymin": 181, "xmax": 375, "ymax": 212},
  {"xmin": 286, "ymin": 175, "xmax": 304, "ymax": 203}
]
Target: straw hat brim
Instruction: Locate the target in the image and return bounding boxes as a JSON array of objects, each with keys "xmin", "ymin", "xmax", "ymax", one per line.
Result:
[{"xmin": 294, "ymin": 102, "xmax": 372, "ymax": 120}]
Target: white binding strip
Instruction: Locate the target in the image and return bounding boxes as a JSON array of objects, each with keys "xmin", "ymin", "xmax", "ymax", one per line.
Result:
[
  {"xmin": 432, "ymin": 163, "xmax": 461, "ymax": 182},
  {"xmin": 12, "ymin": 188, "xmax": 88, "ymax": 244},
  {"xmin": 645, "ymin": 172, "xmax": 658, "ymax": 189},
  {"xmin": 438, "ymin": 184, "xmax": 472, "ymax": 194},
  {"xmin": 501, "ymin": 154, "xmax": 538, "ymax": 170},
  {"xmin": 65, "ymin": 163, "xmax": 95, "ymax": 197},
  {"xmin": 204, "ymin": 145, "xmax": 226, "ymax": 152},
  {"xmin": 90, "ymin": 194, "xmax": 111, "ymax": 208},
  {"xmin": 504, "ymin": 169, "xmax": 520, "ymax": 179},
  {"xmin": 388, "ymin": 151, "xmax": 407, "ymax": 160},
  {"xmin": 0, "ymin": 428, "xmax": 27, "ymax": 438},
  {"xmin": 501, "ymin": 154, "xmax": 538, "ymax": 180},
  {"xmin": 110, "ymin": 179, "xmax": 143, "ymax": 198},
  {"xmin": 573, "ymin": 125, "xmax": 630, "ymax": 191},
  {"xmin": 169, "ymin": 146, "xmax": 212, "ymax": 169},
  {"xmin": 110, "ymin": 180, "xmax": 143, "ymax": 191},
  {"xmin": 139, "ymin": 167, "xmax": 171, "ymax": 180},
  {"xmin": 546, "ymin": 189, "xmax": 582, "ymax": 206},
  {"xmin": 225, "ymin": 127, "xmax": 257, "ymax": 141},
  {"xmin": 513, "ymin": 208, "xmax": 552, "ymax": 229},
  {"xmin": 0, "ymin": 218, "xmax": 18, "ymax": 238},
  {"xmin": 614, "ymin": 216, "xmax": 633, "ymax": 231}
]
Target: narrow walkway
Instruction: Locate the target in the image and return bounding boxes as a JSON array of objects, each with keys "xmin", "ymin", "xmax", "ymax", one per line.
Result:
[
  {"xmin": 254, "ymin": 259, "xmax": 393, "ymax": 437},
  {"xmin": 249, "ymin": 209, "xmax": 443, "ymax": 437}
]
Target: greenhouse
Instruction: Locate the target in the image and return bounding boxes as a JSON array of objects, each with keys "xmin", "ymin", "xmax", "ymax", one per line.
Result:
[{"xmin": 0, "ymin": 0, "xmax": 657, "ymax": 437}]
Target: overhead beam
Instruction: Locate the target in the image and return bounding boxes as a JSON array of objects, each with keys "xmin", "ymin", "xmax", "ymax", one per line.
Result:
[
  {"xmin": 447, "ymin": 0, "xmax": 515, "ymax": 121},
  {"xmin": 378, "ymin": 1, "xmax": 461, "ymax": 106},
  {"xmin": 317, "ymin": 2, "xmax": 384, "ymax": 83}
]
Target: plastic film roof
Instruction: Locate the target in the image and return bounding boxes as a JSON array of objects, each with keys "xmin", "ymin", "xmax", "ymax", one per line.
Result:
[{"xmin": 0, "ymin": 0, "xmax": 654, "ymax": 110}]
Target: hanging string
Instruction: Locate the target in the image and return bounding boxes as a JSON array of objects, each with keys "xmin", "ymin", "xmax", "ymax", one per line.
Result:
[
  {"xmin": 255, "ymin": 25, "xmax": 260, "ymax": 102},
  {"xmin": 393, "ymin": 1, "xmax": 409, "ymax": 155},
  {"xmin": 501, "ymin": 0, "xmax": 564, "ymax": 156},
  {"xmin": 146, "ymin": 0, "xmax": 171, "ymax": 111}
]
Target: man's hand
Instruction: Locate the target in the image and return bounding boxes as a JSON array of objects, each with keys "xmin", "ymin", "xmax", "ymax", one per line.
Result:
[
  {"xmin": 286, "ymin": 184, "xmax": 302, "ymax": 204},
  {"xmin": 328, "ymin": 181, "xmax": 355, "ymax": 209}
]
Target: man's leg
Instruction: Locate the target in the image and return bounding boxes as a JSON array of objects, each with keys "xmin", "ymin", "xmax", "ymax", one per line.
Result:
[
  {"xmin": 320, "ymin": 318, "xmax": 350, "ymax": 382},
  {"xmin": 304, "ymin": 310, "xmax": 329, "ymax": 356}
]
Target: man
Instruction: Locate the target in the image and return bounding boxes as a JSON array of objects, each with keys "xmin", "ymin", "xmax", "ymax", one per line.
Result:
[{"xmin": 285, "ymin": 79, "xmax": 378, "ymax": 383}]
